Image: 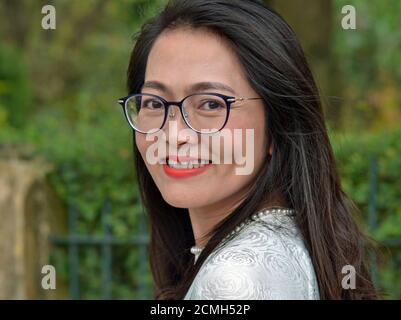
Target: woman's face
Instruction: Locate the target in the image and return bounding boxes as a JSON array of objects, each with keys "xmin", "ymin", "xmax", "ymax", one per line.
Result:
[{"xmin": 135, "ymin": 27, "xmax": 269, "ymax": 213}]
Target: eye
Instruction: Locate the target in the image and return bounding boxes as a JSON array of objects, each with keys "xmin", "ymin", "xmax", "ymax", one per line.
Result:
[
  {"xmin": 142, "ymin": 98, "xmax": 164, "ymax": 110},
  {"xmin": 199, "ymin": 100, "xmax": 225, "ymax": 111}
]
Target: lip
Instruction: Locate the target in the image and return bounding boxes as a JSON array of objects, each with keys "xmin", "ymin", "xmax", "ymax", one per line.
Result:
[{"xmin": 163, "ymin": 155, "xmax": 213, "ymax": 178}]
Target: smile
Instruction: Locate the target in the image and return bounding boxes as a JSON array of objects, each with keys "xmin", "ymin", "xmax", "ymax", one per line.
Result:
[
  {"xmin": 167, "ymin": 158, "xmax": 211, "ymax": 169},
  {"xmin": 163, "ymin": 156, "xmax": 213, "ymax": 178}
]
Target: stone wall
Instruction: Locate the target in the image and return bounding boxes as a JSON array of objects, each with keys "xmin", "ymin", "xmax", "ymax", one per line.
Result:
[{"xmin": 0, "ymin": 145, "xmax": 68, "ymax": 299}]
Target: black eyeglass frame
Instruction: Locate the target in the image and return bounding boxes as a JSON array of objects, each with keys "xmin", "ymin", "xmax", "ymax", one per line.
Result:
[{"xmin": 118, "ymin": 92, "xmax": 262, "ymax": 134}]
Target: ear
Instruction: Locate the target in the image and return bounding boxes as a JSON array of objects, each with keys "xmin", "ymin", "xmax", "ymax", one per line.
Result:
[{"xmin": 268, "ymin": 142, "xmax": 273, "ymax": 156}]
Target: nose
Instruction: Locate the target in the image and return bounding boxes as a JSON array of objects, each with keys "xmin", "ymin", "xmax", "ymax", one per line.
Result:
[
  {"xmin": 168, "ymin": 107, "xmax": 176, "ymax": 119},
  {"xmin": 163, "ymin": 105, "xmax": 195, "ymax": 146},
  {"xmin": 167, "ymin": 104, "xmax": 189, "ymax": 121},
  {"xmin": 163, "ymin": 105, "xmax": 187, "ymax": 130}
]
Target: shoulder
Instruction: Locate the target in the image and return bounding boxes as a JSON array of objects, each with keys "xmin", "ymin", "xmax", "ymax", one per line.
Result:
[{"xmin": 185, "ymin": 214, "xmax": 320, "ymax": 300}]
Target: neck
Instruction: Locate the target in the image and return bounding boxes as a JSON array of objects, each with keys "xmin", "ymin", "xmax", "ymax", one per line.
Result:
[
  {"xmin": 188, "ymin": 193, "xmax": 288, "ymax": 248},
  {"xmin": 188, "ymin": 202, "xmax": 238, "ymax": 248}
]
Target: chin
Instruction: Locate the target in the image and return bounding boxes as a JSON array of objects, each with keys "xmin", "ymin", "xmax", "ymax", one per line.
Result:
[
  {"xmin": 160, "ymin": 191, "xmax": 206, "ymax": 209},
  {"xmin": 162, "ymin": 197, "xmax": 192, "ymax": 209}
]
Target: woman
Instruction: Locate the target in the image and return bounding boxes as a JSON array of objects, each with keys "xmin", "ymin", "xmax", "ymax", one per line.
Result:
[{"xmin": 119, "ymin": 0, "xmax": 378, "ymax": 299}]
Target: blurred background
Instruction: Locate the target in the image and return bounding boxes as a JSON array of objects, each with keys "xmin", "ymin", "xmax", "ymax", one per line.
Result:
[{"xmin": 0, "ymin": 0, "xmax": 400, "ymax": 299}]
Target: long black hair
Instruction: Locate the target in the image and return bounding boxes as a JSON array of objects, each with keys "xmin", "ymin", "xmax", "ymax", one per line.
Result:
[{"xmin": 126, "ymin": 0, "xmax": 377, "ymax": 299}]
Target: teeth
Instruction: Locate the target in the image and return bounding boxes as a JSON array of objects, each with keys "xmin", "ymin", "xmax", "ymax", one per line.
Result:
[{"xmin": 167, "ymin": 159, "xmax": 211, "ymax": 169}]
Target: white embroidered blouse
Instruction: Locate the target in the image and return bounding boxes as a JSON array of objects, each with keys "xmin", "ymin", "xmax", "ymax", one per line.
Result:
[{"xmin": 184, "ymin": 209, "xmax": 320, "ymax": 300}]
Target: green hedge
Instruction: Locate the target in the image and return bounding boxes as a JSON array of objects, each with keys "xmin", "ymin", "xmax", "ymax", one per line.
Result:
[{"xmin": 332, "ymin": 127, "xmax": 401, "ymax": 298}]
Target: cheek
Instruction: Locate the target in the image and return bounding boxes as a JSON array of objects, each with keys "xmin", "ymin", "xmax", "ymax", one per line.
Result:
[
  {"xmin": 135, "ymin": 132, "xmax": 146, "ymax": 157},
  {"xmin": 225, "ymin": 111, "xmax": 266, "ymax": 174},
  {"xmin": 252, "ymin": 118, "xmax": 267, "ymax": 170},
  {"xmin": 135, "ymin": 133, "xmax": 159, "ymax": 174}
]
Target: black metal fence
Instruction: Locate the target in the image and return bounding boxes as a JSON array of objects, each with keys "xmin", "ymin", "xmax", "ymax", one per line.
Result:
[{"xmin": 49, "ymin": 199, "xmax": 151, "ymax": 299}]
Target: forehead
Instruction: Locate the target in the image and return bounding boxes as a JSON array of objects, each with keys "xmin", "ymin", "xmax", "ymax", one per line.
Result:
[{"xmin": 145, "ymin": 27, "xmax": 247, "ymax": 89}]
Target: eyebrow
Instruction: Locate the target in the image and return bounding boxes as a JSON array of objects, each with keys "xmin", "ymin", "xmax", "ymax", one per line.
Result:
[{"xmin": 141, "ymin": 81, "xmax": 236, "ymax": 95}]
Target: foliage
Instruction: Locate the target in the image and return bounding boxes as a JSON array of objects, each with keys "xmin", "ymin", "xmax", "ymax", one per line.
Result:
[
  {"xmin": 332, "ymin": 127, "xmax": 401, "ymax": 298},
  {"xmin": 0, "ymin": 44, "xmax": 31, "ymax": 127},
  {"xmin": 333, "ymin": 0, "xmax": 401, "ymax": 130}
]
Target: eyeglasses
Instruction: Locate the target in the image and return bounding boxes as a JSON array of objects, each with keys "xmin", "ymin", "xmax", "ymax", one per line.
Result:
[{"xmin": 118, "ymin": 92, "xmax": 263, "ymax": 134}]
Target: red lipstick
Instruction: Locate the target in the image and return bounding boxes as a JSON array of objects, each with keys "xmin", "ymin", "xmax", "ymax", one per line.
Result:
[{"xmin": 163, "ymin": 155, "xmax": 213, "ymax": 178}]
